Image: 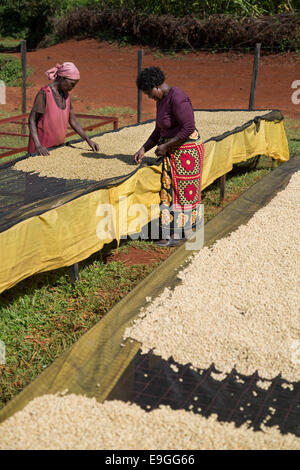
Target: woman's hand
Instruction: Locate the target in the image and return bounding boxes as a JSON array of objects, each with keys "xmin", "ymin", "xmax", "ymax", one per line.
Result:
[
  {"xmin": 87, "ymin": 139, "xmax": 99, "ymax": 152},
  {"xmin": 36, "ymin": 144, "xmax": 50, "ymax": 156},
  {"xmin": 155, "ymin": 143, "xmax": 168, "ymax": 157},
  {"xmin": 134, "ymin": 147, "xmax": 145, "ymax": 165},
  {"xmin": 28, "ymin": 110, "xmax": 49, "ymax": 156}
]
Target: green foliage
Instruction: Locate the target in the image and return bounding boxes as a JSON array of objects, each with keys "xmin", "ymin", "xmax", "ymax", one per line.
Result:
[
  {"xmin": 61, "ymin": 0, "xmax": 99, "ymax": 12},
  {"xmin": 0, "ymin": 37, "xmax": 20, "ymax": 49},
  {"xmin": 0, "ymin": 55, "xmax": 32, "ymax": 86},
  {"xmin": 77, "ymin": 0, "xmax": 298, "ymax": 16},
  {"xmin": 46, "ymin": 7, "xmax": 300, "ymax": 52},
  {"xmin": 0, "ymin": 0, "xmax": 71, "ymax": 47},
  {"xmin": 0, "ymin": 0, "xmax": 298, "ymax": 48}
]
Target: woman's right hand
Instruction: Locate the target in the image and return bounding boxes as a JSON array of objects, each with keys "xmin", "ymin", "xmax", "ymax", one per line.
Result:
[
  {"xmin": 134, "ymin": 147, "xmax": 145, "ymax": 165},
  {"xmin": 36, "ymin": 144, "xmax": 50, "ymax": 156}
]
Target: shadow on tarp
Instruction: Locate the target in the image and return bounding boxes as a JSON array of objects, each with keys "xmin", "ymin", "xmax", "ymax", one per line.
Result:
[
  {"xmin": 0, "ymin": 155, "xmax": 299, "ymax": 432},
  {"xmin": 108, "ymin": 349, "xmax": 300, "ymax": 437}
]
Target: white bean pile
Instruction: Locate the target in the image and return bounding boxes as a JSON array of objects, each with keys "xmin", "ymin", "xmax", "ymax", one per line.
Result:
[
  {"xmin": 0, "ymin": 394, "xmax": 299, "ymax": 450},
  {"xmin": 14, "ymin": 111, "xmax": 270, "ymax": 181},
  {"xmin": 124, "ymin": 171, "xmax": 300, "ymax": 382}
]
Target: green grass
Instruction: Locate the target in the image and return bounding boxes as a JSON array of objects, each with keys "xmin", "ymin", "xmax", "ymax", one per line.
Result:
[
  {"xmin": 153, "ymin": 49, "xmax": 187, "ymax": 60},
  {"xmin": 0, "ymin": 110, "xmax": 29, "ymax": 165},
  {"xmin": 0, "ymin": 112, "xmax": 299, "ymax": 410},
  {"xmin": 0, "ymin": 37, "xmax": 21, "ymax": 51},
  {"xmin": 0, "ymin": 245, "xmax": 156, "ymax": 408},
  {"xmin": 202, "ymin": 159, "xmax": 273, "ymax": 223},
  {"xmin": 283, "ymin": 118, "xmax": 300, "ymax": 157}
]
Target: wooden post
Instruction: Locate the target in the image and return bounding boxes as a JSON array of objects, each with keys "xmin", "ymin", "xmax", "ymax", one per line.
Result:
[
  {"xmin": 69, "ymin": 263, "xmax": 79, "ymax": 284},
  {"xmin": 137, "ymin": 49, "xmax": 143, "ymax": 123},
  {"xmin": 21, "ymin": 40, "xmax": 27, "ymax": 113},
  {"xmin": 248, "ymin": 43, "xmax": 261, "ymax": 111},
  {"xmin": 219, "ymin": 174, "xmax": 226, "ymax": 204},
  {"xmin": 21, "ymin": 40, "xmax": 27, "ymax": 137}
]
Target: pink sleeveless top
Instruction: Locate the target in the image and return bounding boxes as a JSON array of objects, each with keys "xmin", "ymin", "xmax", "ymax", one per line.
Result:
[{"xmin": 28, "ymin": 85, "xmax": 71, "ymax": 154}]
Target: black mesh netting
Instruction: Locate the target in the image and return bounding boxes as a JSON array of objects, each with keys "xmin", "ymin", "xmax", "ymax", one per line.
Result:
[
  {"xmin": 108, "ymin": 349, "xmax": 300, "ymax": 437},
  {"xmin": 0, "ymin": 152, "xmax": 143, "ymax": 234}
]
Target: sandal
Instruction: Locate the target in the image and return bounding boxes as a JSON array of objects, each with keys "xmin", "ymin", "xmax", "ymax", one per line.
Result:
[{"xmin": 155, "ymin": 238, "xmax": 186, "ymax": 247}]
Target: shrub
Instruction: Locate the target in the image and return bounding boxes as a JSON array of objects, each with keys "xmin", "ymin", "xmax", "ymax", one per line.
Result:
[
  {"xmin": 71, "ymin": 0, "xmax": 298, "ymax": 17},
  {"xmin": 1, "ymin": 1, "xmax": 298, "ymax": 51},
  {"xmin": 0, "ymin": 0, "xmax": 69, "ymax": 48},
  {"xmin": 0, "ymin": 55, "xmax": 33, "ymax": 86},
  {"xmin": 43, "ymin": 8, "xmax": 300, "ymax": 52}
]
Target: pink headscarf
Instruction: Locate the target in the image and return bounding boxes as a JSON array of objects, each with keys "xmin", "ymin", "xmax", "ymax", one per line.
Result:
[{"xmin": 45, "ymin": 62, "xmax": 80, "ymax": 81}]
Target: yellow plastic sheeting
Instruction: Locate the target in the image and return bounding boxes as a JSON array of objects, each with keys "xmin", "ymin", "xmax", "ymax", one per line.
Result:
[
  {"xmin": 201, "ymin": 119, "xmax": 289, "ymax": 190},
  {"xmin": 0, "ymin": 117, "xmax": 289, "ymax": 294},
  {"xmin": 0, "ymin": 165, "xmax": 162, "ymax": 294}
]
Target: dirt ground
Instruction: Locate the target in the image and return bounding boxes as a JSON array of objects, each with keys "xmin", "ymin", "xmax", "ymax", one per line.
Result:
[
  {"xmin": 106, "ymin": 245, "xmax": 172, "ymax": 266},
  {"xmin": 4, "ymin": 38, "xmax": 300, "ymax": 119}
]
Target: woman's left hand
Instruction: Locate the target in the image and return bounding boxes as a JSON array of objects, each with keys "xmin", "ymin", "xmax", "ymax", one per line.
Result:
[
  {"xmin": 155, "ymin": 143, "xmax": 168, "ymax": 157},
  {"xmin": 88, "ymin": 139, "xmax": 99, "ymax": 152}
]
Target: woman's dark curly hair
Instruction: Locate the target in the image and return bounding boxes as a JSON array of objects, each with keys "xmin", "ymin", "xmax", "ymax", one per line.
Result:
[{"xmin": 136, "ymin": 67, "xmax": 165, "ymax": 92}]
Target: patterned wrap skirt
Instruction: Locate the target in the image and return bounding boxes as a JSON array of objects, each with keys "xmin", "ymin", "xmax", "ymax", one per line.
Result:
[{"xmin": 159, "ymin": 129, "xmax": 204, "ymax": 239}]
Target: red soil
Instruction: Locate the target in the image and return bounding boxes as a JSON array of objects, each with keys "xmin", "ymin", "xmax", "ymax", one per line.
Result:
[
  {"xmin": 4, "ymin": 38, "xmax": 300, "ymax": 119},
  {"xmin": 106, "ymin": 246, "xmax": 172, "ymax": 266}
]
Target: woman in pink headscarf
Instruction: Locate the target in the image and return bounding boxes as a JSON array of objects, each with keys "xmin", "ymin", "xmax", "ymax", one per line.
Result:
[{"xmin": 28, "ymin": 62, "xmax": 99, "ymax": 155}]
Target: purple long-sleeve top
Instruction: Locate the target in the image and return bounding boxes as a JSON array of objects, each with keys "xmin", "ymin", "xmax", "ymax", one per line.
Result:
[{"xmin": 149, "ymin": 86, "xmax": 195, "ymax": 144}]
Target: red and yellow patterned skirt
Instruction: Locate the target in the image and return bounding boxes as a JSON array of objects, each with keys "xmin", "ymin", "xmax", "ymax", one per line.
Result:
[{"xmin": 159, "ymin": 130, "xmax": 204, "ymax": 239}]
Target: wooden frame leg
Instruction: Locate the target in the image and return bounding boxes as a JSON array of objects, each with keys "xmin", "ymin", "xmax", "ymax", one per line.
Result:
[
  {"xmin": 219, "ymin": 174, "xmax": 226, "ymax": 204},
  {"xmin": 69, "ymin": 263, "xmax": 79, "ymax": 284}
]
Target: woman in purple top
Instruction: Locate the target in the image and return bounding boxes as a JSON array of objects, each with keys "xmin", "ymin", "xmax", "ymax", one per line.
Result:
[{"xmin": 134, "ymin": 67, "xmax": 204, "ymax": 246}]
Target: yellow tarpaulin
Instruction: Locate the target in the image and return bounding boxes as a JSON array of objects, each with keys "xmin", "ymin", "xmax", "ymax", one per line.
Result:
[
  {"xmin": 201, "ymin": 118, "xmax": 289, "ymax": 190},
  {"xmin": 0, "ymin": 117, "xmax": 289, "ymax": 294}
]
